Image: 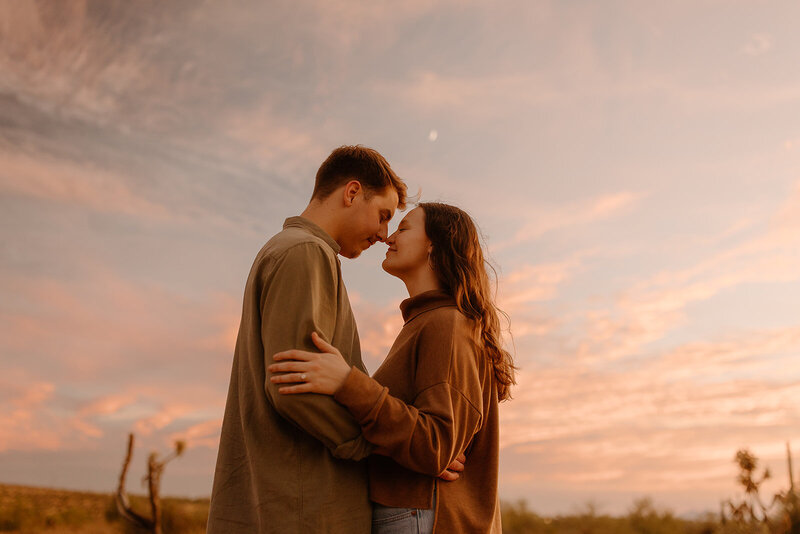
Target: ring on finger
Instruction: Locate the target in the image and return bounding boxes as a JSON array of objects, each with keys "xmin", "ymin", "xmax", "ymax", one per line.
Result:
[{"xmin": 300, "ymin": 374, "xmax": 307, "ymax": 381}]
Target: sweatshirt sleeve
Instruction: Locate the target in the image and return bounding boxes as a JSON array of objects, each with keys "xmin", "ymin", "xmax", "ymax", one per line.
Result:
[
  {"xmin": 333, "ymin": 317, "xmax": 483, "ymax": 476},
  {"xmin": 261, "ymin": 242, "xmax": 372, "ymax": 461}
]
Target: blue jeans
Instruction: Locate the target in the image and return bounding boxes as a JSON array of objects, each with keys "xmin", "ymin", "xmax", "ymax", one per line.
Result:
[{"xmin": 371, "ymin": 489, "xmax": 436, "ymax": 534}]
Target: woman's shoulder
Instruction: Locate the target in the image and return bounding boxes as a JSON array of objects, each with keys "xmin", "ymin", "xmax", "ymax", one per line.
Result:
[
  {"xmin": 416, "ymin": 306, "xmax": 478, "ymax": 357},
  {"xmin": 428, "ymin": 303, "xmax": 474, "ymax": 325},
  {"xmin": 415, "ymin": 304, "xmax": 470, "ymax": 332}
]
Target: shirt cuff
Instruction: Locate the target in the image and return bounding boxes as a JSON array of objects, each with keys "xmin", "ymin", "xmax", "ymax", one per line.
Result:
[{"xmin": 334, "ymin": 367, "xmax": 387, "ymax": 423}]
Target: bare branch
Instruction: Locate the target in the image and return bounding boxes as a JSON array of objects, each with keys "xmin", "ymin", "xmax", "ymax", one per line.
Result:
[{"xmin": 115, "ymin": 433, "xmax": 154, "ymax": 530}]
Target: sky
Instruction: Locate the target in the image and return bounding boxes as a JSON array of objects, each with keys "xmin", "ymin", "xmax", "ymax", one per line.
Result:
[{"xmin": 1, "ymin": 0, "xmax": 799, "ymax": 517}]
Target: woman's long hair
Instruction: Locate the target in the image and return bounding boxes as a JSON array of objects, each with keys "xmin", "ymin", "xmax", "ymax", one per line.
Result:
[{"xmin": 420, "ymin": 202, "xmax": 516, "ymax": 401}]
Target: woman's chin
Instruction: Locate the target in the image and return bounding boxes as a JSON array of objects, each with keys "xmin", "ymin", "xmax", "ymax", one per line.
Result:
[{"xmin": 381, "ymin": 259, "xmax": 399, "ymax": 278}]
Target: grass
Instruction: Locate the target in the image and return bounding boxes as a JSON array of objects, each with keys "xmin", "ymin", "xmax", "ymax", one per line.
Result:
[
  {"xmin": 1, "ymin": 482, "xmax": 796, "ymax": 533},
  {"xmin": 0, "ymin": 484, "xmax": 207, "ymax": 534}
]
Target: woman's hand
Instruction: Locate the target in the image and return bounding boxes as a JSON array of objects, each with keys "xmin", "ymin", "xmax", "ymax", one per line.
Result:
[{"xmin": 269, "ymin": 332, "xmax": 351, "ymax": 395}]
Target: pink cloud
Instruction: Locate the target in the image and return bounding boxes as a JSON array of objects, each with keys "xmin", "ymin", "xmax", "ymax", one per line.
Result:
[
  {"xmin": 496, "ymin": 191, "xmax": 644, "ymax": 249},
  {"xmin": 135, "ymin": 404, "xmax": 195, "ymax": 436},
  {"xmin": 499, "ymin": 260, "xmax": 577, "ymax": 309},
  {"xmin": 348, "ymin": 291, "xmax": 404, "ymax": 373},
  {"xmin": 563, "ymin": 182, "xmax": 800, "ymax": 364},
  {"xmin": 742, "ymin": 33, "xmax": 774, "ymax": 57},
  {"xmin": 0, "ymin": 381, "xmax": 61, "ymax": 452},
  {"xmin": 374, "ymin": 71, "xmax": 564, "ymax": 120},
  {"xmin": 78, "ymin": 393, "xmax": 140, "ymax": 418},
  {"xmin": 169, "ymin": 419, "xmax": 223, "ymax": 450},
  {"xmin": 494, "ymin": 258, "xmax": 583, "ymax": 341},
  {"xmin": 0, "ymin": 151, "xmax": 174, "ymax": 221},
  {"xmin": 499, "ymin": 321, "xmax": 800, "ymax": 502},
  {"xmin": 0, "ymin": 265, "xmax": 236, "ymax": 452},
  {"xmin": 1, "ymin": 266, "xmax": 238, "ymax": 378}
]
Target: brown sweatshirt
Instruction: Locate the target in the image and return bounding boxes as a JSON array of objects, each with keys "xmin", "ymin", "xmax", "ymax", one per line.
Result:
[
  {"xmin": 207, "ymin": 217, "xmax": 372, "ymax": 534},
  {"xmin": 334, "ymin": 290, "xmax": 503, "ymax": 533}
]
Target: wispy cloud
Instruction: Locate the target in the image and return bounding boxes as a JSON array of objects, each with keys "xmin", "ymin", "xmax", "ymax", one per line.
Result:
[
  {"xmin": 0, "ymin": 150, "xmax": 174, "ymax": 220},
  {"xmin": 0, "ymin": 381, "xmax": 61, "ymax": 452},
  {"xmin": 495, "ymin": 181, "xmax": 800, "ymax": 511},
  {"xmin": 169, "ymin": 419, "xmax": 223, "ymax": 450},
  {"xmin": 0, "ymin": 264, "xmax": 236, "ymax": 453},
  {"xmin": 496, "ymin": 191, "xmax": 644, "ymax": 249},
  {"xmin": 743, "ymin": 33, "xmax": 774, "ymax": 57},
  {"xmin": 349, "ymin": 291, "xmax": 405, "ymax": 373},
  {"xmin": 499, "ymin": 323, "xmax": 800, "ymax": 506}
]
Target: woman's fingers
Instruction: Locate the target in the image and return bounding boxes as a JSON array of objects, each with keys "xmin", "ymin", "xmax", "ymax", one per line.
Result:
[
  {"xmin": 438, "ymin": 469, "xmax": 460, "ymax": 482},
  {"xmin": 447, "ymin": 457, "xmax": 465, "ymax": 472},
  {"xmin": 273, "ymin": 349, "xmax": 314, "ymax": 362},
  {"xmin": 310, "ymin": 331, "xmax": 335, "ymax": 352},
  {"xmin": 270, "ymin": 372, "xmax": 308, "ymax": 384},
  {"xmin": 268, "ymin": 361, "xmax": 309, "ymax": 374},
  {"xmin": 277, "ymin": 383, "xmax": 315, "ymax": 394}
]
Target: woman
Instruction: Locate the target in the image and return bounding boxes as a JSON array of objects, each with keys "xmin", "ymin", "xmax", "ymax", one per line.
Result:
[{"xmin": 269, "ymin": 202, "xmax": 515, "ymax": 533}]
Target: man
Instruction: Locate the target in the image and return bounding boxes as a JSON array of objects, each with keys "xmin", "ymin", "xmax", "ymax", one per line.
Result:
[{"xmin": 207, "ymin": 146, "xmax": 406, "ymax": 533}]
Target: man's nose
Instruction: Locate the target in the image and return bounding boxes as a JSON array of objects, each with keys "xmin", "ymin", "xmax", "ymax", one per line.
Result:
[{"xmin": 376, "ymin": 224, "xmax": 389, "ymax": 242}]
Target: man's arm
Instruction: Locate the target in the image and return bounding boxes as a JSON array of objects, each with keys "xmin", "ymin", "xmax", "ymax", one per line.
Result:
[{"xmin": 260, "ymin": 242, "xmax": 371, "ymax": 460}]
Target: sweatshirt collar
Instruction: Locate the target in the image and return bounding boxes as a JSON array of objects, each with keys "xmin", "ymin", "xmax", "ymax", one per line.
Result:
[
  {"xmin": 399, "ymin": 289, "xmax": 456, "ymax": 324},
  {"xmin": 283, "ymin": 216, "xmax": 341, "ymax": 255}
]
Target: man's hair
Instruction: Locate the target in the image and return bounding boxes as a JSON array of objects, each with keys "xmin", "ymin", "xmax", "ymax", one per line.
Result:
[{"xmin": 312, "ymin": 145, "xmax": 407, "ymax": 209}]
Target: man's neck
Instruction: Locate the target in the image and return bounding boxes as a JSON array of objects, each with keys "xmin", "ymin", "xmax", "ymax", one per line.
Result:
[{"xmin": 300, "ymin": 201, "xmax": 340, "ymax": 244}]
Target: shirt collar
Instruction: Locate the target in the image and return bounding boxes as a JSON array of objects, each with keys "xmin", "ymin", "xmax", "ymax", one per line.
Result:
[
  {"xmin": 399, "ymin": 289, "xmax": 456, "ymax": 324},
  {"xmin": 283, "ymin": 216, "xmax": 341, "ymax": 255}
]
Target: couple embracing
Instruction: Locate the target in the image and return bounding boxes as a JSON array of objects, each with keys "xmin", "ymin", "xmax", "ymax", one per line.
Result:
[{"xmin": 207, "ymin": 146, "xmax": 515, "ymax": 533}]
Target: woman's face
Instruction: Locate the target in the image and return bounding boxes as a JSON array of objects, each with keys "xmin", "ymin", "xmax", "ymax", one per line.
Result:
[{"xmin": 382, "ymin": 207, "xmax": 432, "ymax": 279}]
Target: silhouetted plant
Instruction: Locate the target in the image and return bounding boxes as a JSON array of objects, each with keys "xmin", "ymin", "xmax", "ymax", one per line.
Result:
[
  {"xmin": 772, "ymin": 443, "xmax": 800, "ymax": 534},
  {"xmin": 116, "ymin": 432, "xmax": 186, "ymax": 534},
  {"xmin": 628, "ymin": 496, "xmax": 681, "ymax": 534},
  {"xmin": 721, "ymin": 443, "xmax": 800, "ymax": 534}
]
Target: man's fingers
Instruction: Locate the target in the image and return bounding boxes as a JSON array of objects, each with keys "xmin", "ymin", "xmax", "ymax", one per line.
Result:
[
  {"xmin": 438, "ymin": 470, "xmax": 460, "ymax": 482},
  {"xmin": 456, "ymin": 453, "xmax": 466, "ymax": 463},
  {"xmin": 310, "ymin": 331, "xmax": 335, "ymax": 353}
]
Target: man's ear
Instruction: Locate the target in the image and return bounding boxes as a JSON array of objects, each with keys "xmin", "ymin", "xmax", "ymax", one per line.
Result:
[{"xmin": 342, "ymin": 180, "xmax": 362, "ymax": 207}]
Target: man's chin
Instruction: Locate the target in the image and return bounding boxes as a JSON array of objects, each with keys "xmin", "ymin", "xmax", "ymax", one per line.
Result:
[{"xmin": 340, "ymin": 248, "xmax": 362, "ymax": 259}]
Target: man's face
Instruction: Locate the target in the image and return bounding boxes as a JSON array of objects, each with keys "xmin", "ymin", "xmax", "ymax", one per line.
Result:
[{"xmin": 338, "ymin": 186, "xmax": 399, "ymax": 259}]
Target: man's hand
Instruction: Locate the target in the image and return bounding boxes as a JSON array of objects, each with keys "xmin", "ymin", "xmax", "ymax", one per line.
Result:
[{"xmin": 439, "ymin": 453, "xmax": 466, "ymax": 481}]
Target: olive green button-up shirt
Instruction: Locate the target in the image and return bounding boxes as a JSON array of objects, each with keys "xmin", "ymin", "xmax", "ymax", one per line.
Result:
[{"xmin": 207, "ymin": 216, "xmax": 372, "ymax": 534}]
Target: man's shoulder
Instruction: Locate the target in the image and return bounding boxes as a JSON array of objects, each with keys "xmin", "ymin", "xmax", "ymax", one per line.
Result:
[{"xmin": 263, "ymin": 227, "xmax": 336, "ymax": 260}]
